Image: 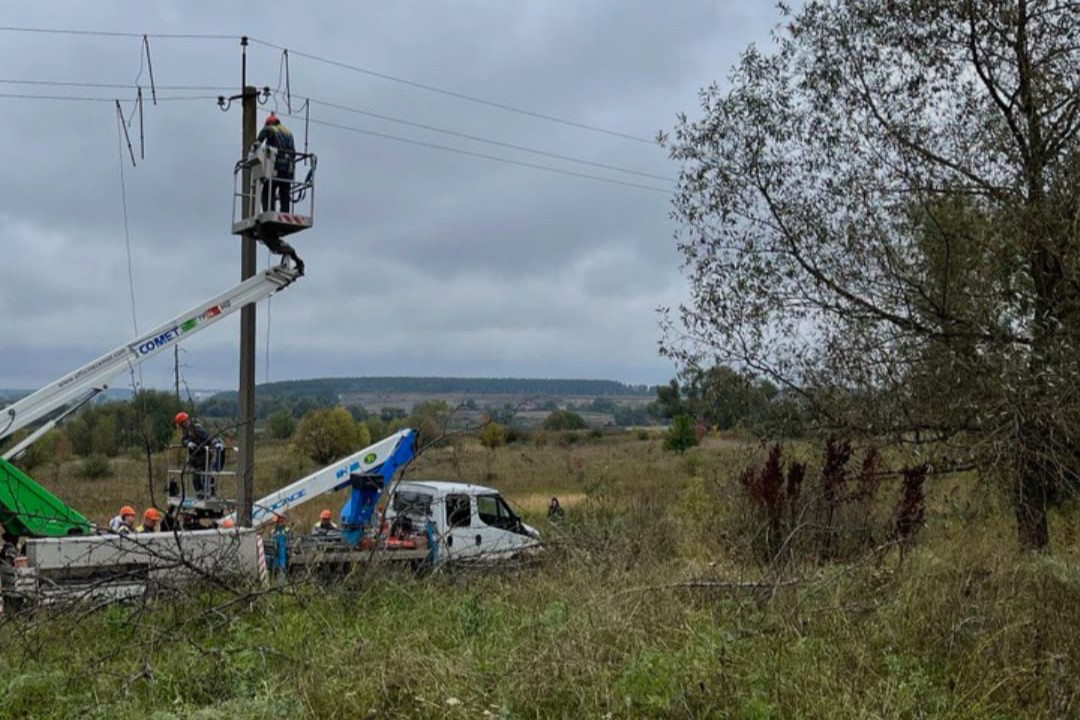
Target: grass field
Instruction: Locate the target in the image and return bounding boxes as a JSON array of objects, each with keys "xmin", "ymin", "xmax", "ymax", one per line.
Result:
[{"xmin": 3, "ymin": 431, "xmax": 1080, "ymax": 718}]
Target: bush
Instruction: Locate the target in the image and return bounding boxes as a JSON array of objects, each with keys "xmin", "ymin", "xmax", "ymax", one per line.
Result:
[
  {"xmin": 543, "ymin": 409, "xmax": 588, "ymax": 431},
  {"xmin": 478, "ymin": 421, "xmax": 506, "ymax": 450},
  {"xmin": 292, "ymin": 407, "xmax": 371, "ymax": 464},
  {"xmin": 266, "ymin": 409, "xmax": 296, "ymax": 440},
  {"xmin": 730, "ymin": 440, "xmax": 925, "ymax": 565},
  {"xmin": 663, "ymin": 414, "xmax": 699, "ymax": 454},
  {"xmin": 77, "ymin": 454, "xmax": 113, "ymax": 479}
]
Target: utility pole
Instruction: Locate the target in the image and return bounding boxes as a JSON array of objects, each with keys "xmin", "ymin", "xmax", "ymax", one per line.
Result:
[{"xmin": 237, "ymin": 38, "xmax": 257, "ymax": 528}]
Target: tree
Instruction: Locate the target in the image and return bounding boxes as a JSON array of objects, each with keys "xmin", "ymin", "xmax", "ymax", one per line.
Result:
[
  {"xmin": 663, "ymin": 1, "xmax": 1080, "ymax": 549},
  {"xmin": 664, "ymin": 414, "xmax": 699, "ymax": 454},
  {"xmin": 543, "ymin": 409, "xmax": 588, "ymax": 431},
  {"xmin": 292, "ymin": 407, "xmax": 371, "ymax": 465},
  {"xmin": 478, "ymin": 421, "xmax": 506, "ymax": 450},
  {"xmin": 408, "ymin": 400, "xmax": 451, "ymax": 445},
  {"xmin": 266, "ymin": 409, "xmax": 296, "ymax": 440}
]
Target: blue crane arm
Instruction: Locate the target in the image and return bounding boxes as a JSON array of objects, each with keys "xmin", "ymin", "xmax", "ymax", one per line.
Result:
[{"xmin": 338, "ymin": 431, "xmax": 416, "ymax": 546}]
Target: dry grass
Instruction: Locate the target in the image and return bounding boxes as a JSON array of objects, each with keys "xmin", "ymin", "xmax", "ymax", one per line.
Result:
[{"xmin": 3, "ymin": 432, "xmax": 1080, "ymax": 718}]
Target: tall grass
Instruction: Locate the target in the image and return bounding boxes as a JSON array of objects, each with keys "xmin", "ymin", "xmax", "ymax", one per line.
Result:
[{"xmin": 1, "ymin": 433, "xmax": 1078, "ymax": 718}]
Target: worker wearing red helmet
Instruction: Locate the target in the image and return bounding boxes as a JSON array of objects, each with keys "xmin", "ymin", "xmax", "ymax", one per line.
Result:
[
  {"xmin": 137, "ymin": 508, "xmax": 161, "ymax": 533},
  {"xmin": 312, "ymin": 509, "xmax": 339, "ymax": 535},
  {"xmin": 108, "ymin": 505, "xmax": 137, "ymax": 534},
  {"xmin": 256, "ymin": 113, "xmax": 296, "ymax": 212}
]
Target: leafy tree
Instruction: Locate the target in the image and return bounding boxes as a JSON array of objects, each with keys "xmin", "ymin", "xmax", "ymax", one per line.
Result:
[
  {"xmin": 380, "ymin": 407, "xmax": 407, "ymax": 423},
  {"xmin": 292, "ymin": 407, "xmax": 371, "ymax": 465},
  {"xmin": 266, "ymin": 409, "xmax": 296, "ymax": 440},
  {"xmin": 587, "ymin": 397, "xmax": 618, "ymax": 414},
  {"xmin": 663, "ymin": 1, "xmax": 1080, "ymax": 550},
  {"xmin": 543, "ymin": 409, "xmax": 588, "ymax": 431},
  {"xmin": 478, "ymin": 421, "xmax": 507, "ymax": 450},
  {"xmin": 408, "ymin": 400, "xmax": 451, "ymax": 445},
  {"xmin": 365, "ymin": 416, "xmax": 388, "ymax": 443},
  {"xmin": 664, "ymin": 414, "xmax": 699, "ymax": 454},
  {"xmin": 90, "ymin": 413, "xmax": 118, "ymax": 457},
  {"xmin": 654, "ymin": 380, "xmax": 685, "ymax": 420}
]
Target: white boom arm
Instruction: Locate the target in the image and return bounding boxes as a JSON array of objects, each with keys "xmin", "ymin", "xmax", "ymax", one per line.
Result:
[
  {"xmin": 0, "ymin": 264, "xmax": 299, "ymax": 444},
  {"xmin": 226, "ymin": 429, "xmax": 415, "ymax": 530}
]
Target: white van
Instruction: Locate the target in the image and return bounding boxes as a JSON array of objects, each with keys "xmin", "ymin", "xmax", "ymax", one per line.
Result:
[{"xmin": 385, "ymin": 481, "xmax": 541, "ymax": 562}]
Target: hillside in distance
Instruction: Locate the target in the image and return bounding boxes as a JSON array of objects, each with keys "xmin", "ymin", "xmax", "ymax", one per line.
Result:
[
  {"xmin": 280, "ymin": 376, "xmax": 658, "ymax": 397},
  {"xmin": 217, "ymin": 376, "xmax": 657, "ymax": 400}
]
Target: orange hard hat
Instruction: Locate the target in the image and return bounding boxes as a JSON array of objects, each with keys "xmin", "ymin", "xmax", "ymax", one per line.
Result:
[
  {"xmin": 220, "ymin": 518, "xmax": 235, "ymax": 529},
  {"xmin": 120, "ymin": 505, "xmax": 136, "ymax": 518},
  {"xmin": 265, "ymin": 113, "xmax": 278, "ymax": 125},
  {"xmin": 174, "ymin": 411, "xmax": 190, "ymax": 426},
  {"xmin": 320, "ymin": 509, "xmax": 332, "ymax": 520},
  {"xmin": 143, "ymin": 508, "xmax": 161, "ymax": 522}
]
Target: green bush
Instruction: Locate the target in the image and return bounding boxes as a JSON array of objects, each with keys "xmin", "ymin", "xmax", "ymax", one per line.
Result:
[
  {"xmin": 543, "ymin": 409, "xmax": 588, "ymax": 431},
  {"xmin": 266, "ymin": 409, "xmax": 296, "ymax": 440},
  {"xmin": 291, "ymin": 407, "xmax": 371, "ymax": 464},
  {"xmin": 478, "ymin": 421, "xmax": 506, "ymax": 450},
  {"xmin": 663, "ymin": 414, "xmax": 699, "ymax": 454},
  {"xmin": 77, "ymin": 454, "xmax": 113, "ymax": 479}
]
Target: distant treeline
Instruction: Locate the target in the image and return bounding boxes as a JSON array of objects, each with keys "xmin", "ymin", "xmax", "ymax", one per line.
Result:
[{"xmin": 207, "ymin": 377, "xmax": 657, "ymax": 402}]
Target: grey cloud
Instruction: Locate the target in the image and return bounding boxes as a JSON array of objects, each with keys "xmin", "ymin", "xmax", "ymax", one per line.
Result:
[{"xmin": 0, "ymin": 1, "xmax": 783, "ymax": 390}]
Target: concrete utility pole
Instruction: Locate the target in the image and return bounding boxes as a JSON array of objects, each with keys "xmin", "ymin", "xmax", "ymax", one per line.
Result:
[{"xmin": 237, "ymin": 39, "xmax": 257, "ymax": 527}]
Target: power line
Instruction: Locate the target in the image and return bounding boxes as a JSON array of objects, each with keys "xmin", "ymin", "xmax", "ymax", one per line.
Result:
[
  {"xmin": 0, "ymin": 25, "xmax": 658, "ymax": 146},
  {"xmin": 0, "ymin": 92, "xmax": 220, "ymax": 102},
  {"xmin": 0, "ymin": 26, "xmax": 235, "ymax": 40},
  {"xmin": 0, "ymin": 79, "xmax": 231, "ymax": 91},
  {"xmin": 0, "ymin": 75, "xmax": 669, "ymax": 180},
  {"xmin": 303, "ymin": 95, "xmax": 673, "ymax": 182},
  {"xmin": 278, "ymin": 110, "xmax": 671, "ymax": 194},
  {"xmin": 249, "ymin": 37, "xmax": 657, "ymax": 145},
  {"xmin": 115, "ymin": 104, "xmax": 141, "ymax": 383}
]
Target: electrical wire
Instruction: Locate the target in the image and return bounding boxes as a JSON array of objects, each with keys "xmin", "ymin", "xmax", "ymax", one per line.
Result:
[
  {"xmin": 0, "ymin": 92, "xmax": 221, "ymax": 102},
  {"xmin": 115, "ymin": 106, "xmax": 142, "ymax": 385},
  {"xmin": 247, "ymin": 37, "xmax": 657, "ymax": 145},
  {"xmin": 0, "ymin": 79, "xmax": 231, "ymax": 91},
  {"xmin": 0, "ymin": 26, "xmax": 236, "ymax": 40},
  {"xmin": 278, "ymin": 110, "xmax": 671, "ymax": 194},
  {"xmin": 0, "ymin": 25, "xmax": 657, "ymax": 145},
  {"xmin": 0, "ymin": 76, "xmax": 669, "ymax": 181},
  {"xmin": 301, "ymin": 95, "xmax": 673, "ymax": 182}
]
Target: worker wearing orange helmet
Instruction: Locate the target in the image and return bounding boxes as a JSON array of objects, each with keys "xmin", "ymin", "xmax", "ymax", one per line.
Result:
[
  {"xmin": 312, "ymin": 509, "xmax": 339, "ymax": 535},
  {"xmin": 137, "ymin": 508, "xmax": 161, "ymax": 533},
  {"xmin": 256, "ymin": 113, "xmax": 296, "ymax": 212},
  {"xmin": 174, "ymin": 411, "xmax": 223, "ymax": 499},
  {"xmin": 108, "ymin": 505, "xmax": 137, "ymax": 534}
]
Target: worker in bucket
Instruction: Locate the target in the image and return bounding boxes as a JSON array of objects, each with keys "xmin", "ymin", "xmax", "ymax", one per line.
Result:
[
  {"xmin": 252, "ymin": 113, "xmax": 305, "ymax": 275},
  {"xmin": 312, "ymin": 509, "xmax": 339, "ymax": 534},
  {"xmin": 175, "ymin": 412, "xmax": 223, "ymax": 499},
  {"xmin": 137, "ymin": 508, "xmax": 161, "ymax": 533},
  {"xmin": 108, "ymin": 505, "xmax": 137, "ymax": 534},
  {"xmin": 256, "ymin": 113, "xmax": 295, "ymax": 213}
]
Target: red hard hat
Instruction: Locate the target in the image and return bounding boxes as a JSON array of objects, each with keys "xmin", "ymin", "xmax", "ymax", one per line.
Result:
[
  {"xmin": 143, "ymin": 508, "xmax": 161, "ymax": 522},
  {"xmin": 174, "ymin": 411, "xmax": 190, "ymax": 426},
  {"xmin": 265, "ymin": 113, "xmax": 278, "ymax": 125},
  {"xmin": 320, "ymin": 510, "xmax": 332, "ymax": 520},
  {"xmin": 120, "ymin": 505, "xmax": 136, "ymax": 518},
  {"xmin": 220, "ymin": 518, "xmax": 236, "ymax": 529}
]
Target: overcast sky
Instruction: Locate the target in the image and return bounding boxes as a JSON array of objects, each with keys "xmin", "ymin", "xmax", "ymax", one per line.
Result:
[{"xmin": 0, "ymin": 1, "xmax": 782, "ymax": 392}]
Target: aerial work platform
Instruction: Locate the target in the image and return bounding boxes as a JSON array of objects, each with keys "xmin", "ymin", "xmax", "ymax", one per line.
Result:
[{"xmin": 231, "ymin": 141, "xmax": 317, "ymax": 239}]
